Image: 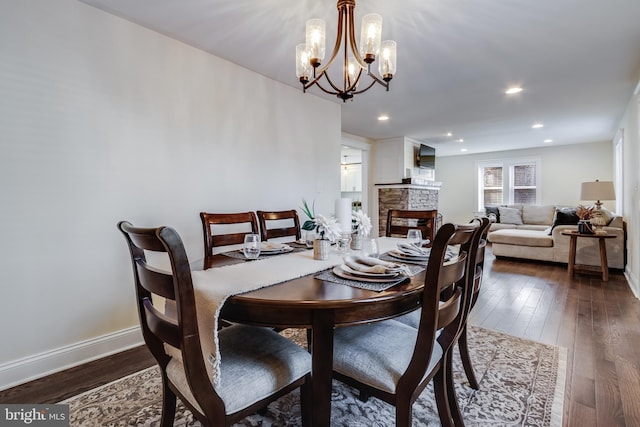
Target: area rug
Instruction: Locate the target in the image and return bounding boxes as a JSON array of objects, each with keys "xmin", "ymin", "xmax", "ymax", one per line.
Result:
[{"xmin": 62, "ymin": 326, "xmax": 566, "ymax": 426}]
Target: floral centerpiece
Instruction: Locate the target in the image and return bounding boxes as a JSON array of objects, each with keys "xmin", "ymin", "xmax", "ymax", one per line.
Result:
[
  {"xmin": 301, "ymin": 199, "xmax": 341, "ymax": 242},
  {"xmin": 301, "ymin": 199, "xmax": 342, "ymax": 259}
]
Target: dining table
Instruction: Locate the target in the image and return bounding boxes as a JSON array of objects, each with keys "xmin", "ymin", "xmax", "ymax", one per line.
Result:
[{"xmin": 194, "ymin": 238, "xmax": 428, "ymax": 427}]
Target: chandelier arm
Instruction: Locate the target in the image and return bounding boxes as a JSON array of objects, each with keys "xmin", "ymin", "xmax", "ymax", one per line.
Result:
[
  {"xmin": 346, "ymin": 5, "xmax": 369, "ymax": 69},
  {"xmin": 303, "ymin": 69, "xmax": 343, "ymax": 95},
  {"xmin": 312, "ymin": 80, "xmax": 342, "ymax": 96},
  {"xmin": 311, "ymin": 4, "xmax": 346, "ymax": 79},
  {"xmin": 344, "ymin": 68, "xmax": 363, "ymax": 94},
  {"xmin": 342, "ymin": 11, "xmax": 349, "ymax": 93},
  {"xmin": 363, "ymin": 71, "xmax": 390, "ymax": 89},
  {"xmin": 304, "ymin": 69, "xmax": 337, "ymax": 94},
  {"xmin": 323, "ymin": 70, "xmax": 347, "ymax": 93},
  {"xmin": 352, "ymin": 79, "xmax": 379, "ymax": 95}
]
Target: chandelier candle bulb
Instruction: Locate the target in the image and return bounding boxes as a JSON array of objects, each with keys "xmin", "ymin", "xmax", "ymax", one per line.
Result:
[
  {"xmin": 360, "ymin": 13, "xmax": 382, "ymax": 62},
  {"xmin": 296, "ymin": 44, "xmax": 311, "ymax": 83},
  {"xmin": 305, "ymin": 19, "xmax": 326, "ymax": 66},
  {"xmin": 379, "ymin": 40, "xmax": 396, "ymax": 79}
]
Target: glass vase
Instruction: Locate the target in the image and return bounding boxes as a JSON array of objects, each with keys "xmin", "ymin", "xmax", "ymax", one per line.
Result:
[
  {"xmin": 578, "ymin": 220, "xmax": 594, "ymax": 234},
  {"xmin": 350, "ymin": 229, "xmax": 363, "ymax": 250}
]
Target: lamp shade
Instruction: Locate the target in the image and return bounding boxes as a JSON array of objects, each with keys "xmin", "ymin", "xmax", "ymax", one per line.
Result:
[{"xmin": 580, "ymin": 180, "xmax": 615, "ymax": 202}]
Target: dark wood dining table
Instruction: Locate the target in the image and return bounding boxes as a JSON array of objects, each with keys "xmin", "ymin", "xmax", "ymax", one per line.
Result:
[{"xmin": 202, "ymin": 247, "xmax": 426, "ymax": 427}]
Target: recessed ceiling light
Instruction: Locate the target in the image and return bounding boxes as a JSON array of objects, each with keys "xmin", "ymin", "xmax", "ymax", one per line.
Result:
[
  {"xmin": 543, "ymin": 139, "xmax": 553, "ymax": 143},
  {"xmin": 457, "ymin": 138, "xmax": 464, "ymax": 143},
  {"xmin": 532, "ymin": 123, "xmax": 544, "ymax": 129},
  {"xmin": 461, "ymin": 148, "xmax": 468, "ymax": 152},
  {"xmin": 446, "ymin": 132, "xmax": 453, "ymax": 137},
  {"xmin": 505, "ymin": 87, "xmax": 523, "ymax": 95},
  {"xmin": 377, "ymin": 115, "xmax": 389, "ymax": 121}
]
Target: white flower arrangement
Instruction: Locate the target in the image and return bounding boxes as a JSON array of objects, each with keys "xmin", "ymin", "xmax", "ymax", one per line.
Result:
[
  {"xmin": 352, "ymin": 210, "xmax": 372, "ymax": 237},
  {"xmin": 300, "ymin": 198, "xmax": 342, "ymax": 242},
  {"xmin": 313, "ymin": 214, "xmax": 342, "ymax": 242}
]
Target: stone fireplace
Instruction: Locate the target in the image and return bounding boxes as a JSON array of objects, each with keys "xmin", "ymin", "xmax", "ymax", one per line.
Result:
[{"xmin": 377, "ymin": 179, "xmax": 441, "ymax": 236}]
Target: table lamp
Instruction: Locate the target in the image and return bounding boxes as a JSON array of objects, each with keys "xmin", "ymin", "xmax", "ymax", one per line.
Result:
[{"xmin": 580, "ymin": 180, "xmax": 615, "ymax": 230}]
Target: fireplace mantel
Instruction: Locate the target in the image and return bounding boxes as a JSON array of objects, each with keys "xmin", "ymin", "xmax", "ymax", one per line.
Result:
[{"xmin": 375, "ymin": 179, "xmax": 442, "ymax": 190}]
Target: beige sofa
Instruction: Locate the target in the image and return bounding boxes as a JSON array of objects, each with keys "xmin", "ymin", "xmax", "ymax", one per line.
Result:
[{"xmin": 486, "ymin": 204, "xmax": 625, "ymax": 269}]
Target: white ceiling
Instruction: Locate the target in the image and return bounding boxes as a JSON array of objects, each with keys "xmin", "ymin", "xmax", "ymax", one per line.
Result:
[{"xmin": 80, "ymin": 0, "xmax": 640, "ymax": 156}]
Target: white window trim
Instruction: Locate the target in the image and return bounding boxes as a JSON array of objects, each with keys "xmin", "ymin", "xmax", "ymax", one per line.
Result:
[
  {"xmin": 614, "ymin": 128, "xmax": 623, "ymax": 215},
  {"xmin": 475, "ymin": 157, "xmax": 542, "ymax": 210}
]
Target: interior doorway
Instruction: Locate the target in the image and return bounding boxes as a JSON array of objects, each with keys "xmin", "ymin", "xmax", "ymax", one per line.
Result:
[{"xmin": 340, "ymin": 138, "xmax": 369, "ymax": 214}]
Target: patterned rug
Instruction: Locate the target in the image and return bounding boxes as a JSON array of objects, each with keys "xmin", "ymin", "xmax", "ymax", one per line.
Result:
[{"xmin": 63, "ymin": 326, "xmax": 566, "ymax": 426}]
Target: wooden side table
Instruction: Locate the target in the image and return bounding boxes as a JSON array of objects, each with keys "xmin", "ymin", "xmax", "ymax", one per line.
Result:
[{"xmin": 561, "ymin": 230, "xmax": 616, "ymax": 281}]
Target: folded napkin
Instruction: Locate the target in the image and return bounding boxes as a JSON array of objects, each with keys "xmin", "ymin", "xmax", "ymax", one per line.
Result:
[
  {"xmin": 397, "ymin": 242, "xmax": 430, "ymax": 257},
  {"xmin": 344, "ymin": 255, "xmax": 409, "ymax": 275}
]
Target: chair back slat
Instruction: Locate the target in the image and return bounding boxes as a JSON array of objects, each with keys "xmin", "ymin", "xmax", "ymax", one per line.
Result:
[
  {"xmin": 211, "ymin": 232, "xmax": 253, "ymax": 248},
  {"xmin": 437, "ymin": 253, "xmax": 467, "ymax": 289},
  {"xmin": 143, "ymin": 299, "xmax": 181, "ymax": 349},
  {"xmin": 127, "ymin": 228, "xmax": 167, "ymax": 252},
  {"xmin": 136, "ymin": 261, "xmax": 176, "ymax": 300},
  {"xmin": 437, "ymin": 288, "xmax": 461, "ymax": 329}
]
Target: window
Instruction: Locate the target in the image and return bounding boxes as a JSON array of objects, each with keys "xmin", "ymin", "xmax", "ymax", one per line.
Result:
[{"xmin": 476, "ymin": 158, "xmax": 541, "ymax": 209}]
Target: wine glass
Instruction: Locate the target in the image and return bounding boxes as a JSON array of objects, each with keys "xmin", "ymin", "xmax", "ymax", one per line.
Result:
[
  {"xmin": 362, "ymin": 238, "xmax": 379, "ymax": 258},
  {"xmin": 406, "ymin": 229, "xmax": 422, "ymax": 246},
  {"xmin": 304, "ymin": 230, "xmax": 315, "ymax": 248},
  {"xmin": 243, "ymin": 234, "xmax": 261, "ymax": 259}
]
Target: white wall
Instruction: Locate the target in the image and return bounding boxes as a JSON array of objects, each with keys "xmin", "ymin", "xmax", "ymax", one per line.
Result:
[
  {"xmin": 436, "ymin": 141, "xmax": 614, "ymax": 225},
  {"xmin": 617, "ymin": 88, "xmax": 640, "ymax": 297},
  {"xmin": 0, "ymin": 0, "xmax": 341, "ymax": 387}
]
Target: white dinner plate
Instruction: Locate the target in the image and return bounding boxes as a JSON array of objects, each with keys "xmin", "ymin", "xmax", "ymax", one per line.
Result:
[
  {"xmin": 332, "ymin": 266, "xmax": 402, "ymax": 283},
  {"xmin": 340, "ymin": 264, "xmax": 399, "ymax": 278},
  {"xmin": 387, "ymin": 249, "xmax": 429, "ymax": 261},
  {"xmin": 260, "ymin": 243, "xmax": 293, "ymax": 253}
]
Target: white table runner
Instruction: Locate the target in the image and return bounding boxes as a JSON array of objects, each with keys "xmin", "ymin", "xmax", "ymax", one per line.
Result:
[{"xmin": 191, "ymin": 238, "xmax": 402, "ymax": 385}]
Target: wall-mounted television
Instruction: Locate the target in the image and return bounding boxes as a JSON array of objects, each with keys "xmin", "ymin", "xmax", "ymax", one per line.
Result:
[{"xmin": 417, "ymin": 144, "xmax": 436, "ymax": 169}]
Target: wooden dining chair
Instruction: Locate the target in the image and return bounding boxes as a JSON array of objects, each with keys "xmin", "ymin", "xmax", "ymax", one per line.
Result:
[
  {"xmin": 331, "ymin": 222, "xmax": 481, "ymax": 427},
  {"xmin": 457, "ymin": 217, "xmax": 491, "ymax": 390},
  {"xmin": 256, "ymin": 210, "xmax": 301, "ymax": 242},
  {"xmin": 385, "ymin": 209, "xmax": 438, "ymax": 246},
  {"xmin": 200, "ymin": 212, "xmax": 259, "ymax": 265},
  {"xmin": 118, "ymin": 221, "xmax": 311, "ymax": 427}
]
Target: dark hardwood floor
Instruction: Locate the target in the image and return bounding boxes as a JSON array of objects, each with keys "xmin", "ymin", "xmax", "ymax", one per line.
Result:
[{"xmin": 1, "ymin": 245, "xmax": 639, "ymax": 426}]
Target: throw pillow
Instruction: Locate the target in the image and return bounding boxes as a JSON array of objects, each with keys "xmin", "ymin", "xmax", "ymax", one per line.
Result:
[
  {"xmin": 498, "ymin": 207, "xmax": 523, "ymax": 225},
  {"xmin": 485, "ymin": 206, "xmax": 501, "ymax": 223},
  {"xmin": 548, "ymin": 207, "xmax": 579, "ymax": 234}
]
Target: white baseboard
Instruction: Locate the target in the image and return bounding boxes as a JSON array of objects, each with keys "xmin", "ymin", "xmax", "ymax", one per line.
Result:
[
  {"xmin": 625, "ymin": 266, "xmax": 640, "ymax": 299},
  {"xmin": 0, "ymin": 326, "xmax": 144, "ymax": 391}
]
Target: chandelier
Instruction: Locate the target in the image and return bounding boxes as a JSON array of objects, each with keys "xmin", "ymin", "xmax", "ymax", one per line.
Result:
[{"xmin": 295, "ymin": 0, "xmax": 397, "ymax": 102}]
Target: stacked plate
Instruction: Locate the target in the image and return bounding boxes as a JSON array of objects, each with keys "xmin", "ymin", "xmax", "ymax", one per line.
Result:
[
  {"xmin": 260, "ymin": 242, "xmax": 294, "ymax": 254},
  {"xmin": 387, "ymin": 242, "xmax": 430, "ymax": 262},
  {"xmin": 333, "ymin": 255, "xmax": 406, "ymax": 283}
]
